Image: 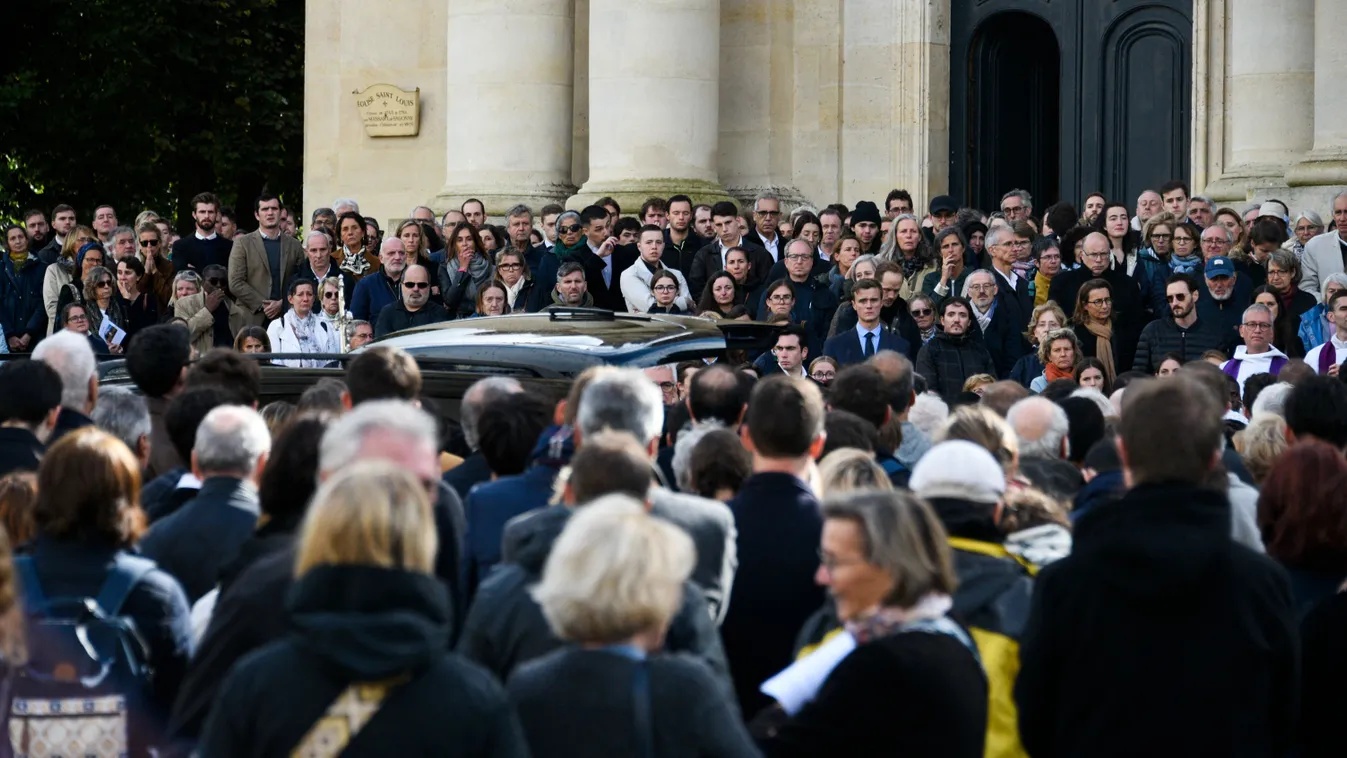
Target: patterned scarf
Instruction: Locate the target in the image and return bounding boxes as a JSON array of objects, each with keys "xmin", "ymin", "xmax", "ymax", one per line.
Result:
[
  {"xmin": 843, "ymin": 594, "xmax": 954, "ymax": 645},
  {"xmin": 340, "ymin": 246, "xmax": 371, "ymax": 277},
  {"xmin": 284, "ymin": 308, "xmax": 321, "ymax": 355},
  {"xmin": 898, "ymin": 255, "xmax": 923, "ymax": 281}
]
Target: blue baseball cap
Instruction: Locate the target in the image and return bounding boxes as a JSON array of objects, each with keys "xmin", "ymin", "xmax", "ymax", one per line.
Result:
[{"xmin": 1204, "ymin": 256, "xmax": 1235, "ymax": 278}]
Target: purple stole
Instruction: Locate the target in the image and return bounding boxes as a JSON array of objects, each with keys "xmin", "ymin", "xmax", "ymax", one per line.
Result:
[
  {"xmin": 1318, "ymin": 344, "xmax": 1340, "ymax": 375},
  {"xmin": 1222, "ymin": 355, "xmax": 1288, "ymax": 380}
]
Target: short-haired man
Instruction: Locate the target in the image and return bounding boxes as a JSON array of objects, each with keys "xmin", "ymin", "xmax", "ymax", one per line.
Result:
[
  {"xmin": 929, "ymin": 195, "xmax": 960, "ymax": 233},
  {"xmin": 1016, "ymin": 376, "xmax": 1296, "ymax": 758},
  {"xmin": 461, "ymin": 198, "xmax": 486, "ymax": 228},
  {"xmin": 915, "ymin": 297, "xmax": 996, "ymax": 401},
  {"xmin": 227, "ymin": 193, "xmax": 304, "ymax": 326},
  {"xmin": 331, "ymin": 198, "xmax": 360, "ymax": 217},
  {"xmin": 620, "ymin": 225, "xmax": 693, "ymax": 312},
  {"xmin": 1304, "ymin": 290, "xmax": 1347, "ymax": 374},
  {"xmin": 1300, "ymin": 191, "xmax": 1347, "ymax": 297},
  {"xmin": 374, "ymin": 264, "xmax": 449, "ymax": 338},
  {"xmin": 571, "ymin": 204, "xmax": 635, "ymax": 311},
  {"xmin": 289, "ymin": 229, "xmax": 355, "ymax": 303},
  {"xmin": 138, "ymin": 405, "xmax": 271, "ymax": 603},
  {"xmin": 1159, "ymin": 179, "xmax": 1189, "ymax": 219},
  {"xmin": 1048, "ymin": 231, "xmax": 1146, "ymax": 339},
  {"xmin": 1132, "ymin": 273, "xmax": 1227, "ymax": 372},
  {"xmin": 350, "ymin": 237, "xmax": 408, "ymax": 322},
  {"xmin": 36, "ymin": 204, "xmax": 77, "ymax": 264},
  {"xmin": 823, "ymin": 278, "xmax": 909, "ymax": 366},
  {"xmin": 22, "ymin": 209, "xmax": 49, "ymax": 252},
  {"xmin": 546, "ymin": 261, "xmax": 593, "ymax": 309},
  {"xmin": 107, "ymin": 225, "xmax": 136, "ymax": 262},
  {"xmin": 1187, "ymin": 195, "xmax": 1215, "ymax": 229},
  {"xmin": 92, "ymin": 386, "xmax": 151, "ymax": 467},
  {"xmin": 309, "ymin": 207, "xmax": 336, "ymax": 237},
  {"xmin": 441, "ymin": 376, "xmax": 524, "ymax": 502},
  {"xmin": 127, "ymin": 324, "xmax": 193, "ymax": 479},
  {"xmin": 538, "ymin": 203, "xmax": 564, "ymax": 250},
  {"xmin": 1132, "ymin": 189, "xmax": 1162, "ymax": 231},
  {"xmin": 172, "ymin": 192, "xmax": 233, "ymax": 273},
  {"xmin": 0, "ymin": 360, "xmax": 62, "ymax": 476},
  {"xmin": 1220, "ymin": 303, "xmax": 1288, "ymax": 395},
  {"xmin": 764, "ymin": 239, "xmax": 840, "ymax": 338},
  {"xmin": 885, "ymin": 189, "xmax": 914, "ymax": 218},
  {"xmin": 503, "ymin": 204, "xmax": 544, "ymax": 272},
  {"xmin": 692, "ymin": 204, "xmax": 714, "ymax": 239},
  {"xmin": 963, "ymin": 268, "xmax": 1026, "ymax": 378},
  {"xmin": 93, "ymin": 204, "xmax": 118, "ymax": 243},
  {"xmin": 1000, "ymin": 189, "xmax": 1033, "ymax": 222},
  {"xmin": 688, "ymin": 201, "xmax": 773, "ymax": 296},
  {"xmin": 33, "ymin": 330, "xmax": 98, "ymax": 440},
  {"xmin": 640, "ymin": 197, "xmax": 668, "ymax": 229},
  {"xmin": 216, "ymin": 207, "xmax": 238, "ymax": 240},
  {"xmin": 760, "ymin": 324, "xmax": 811, "ymax": 378},
  {"xmin": 661, "ymin": 194, "xmax": 708, "ymax": 273},
  {"xmin": 818, "ymin": 207, "xmax": 844, "ymax": 260},
  {"xmin": 1285, "ymin": 375, "xmax": 1347, "ymax": 451},
  {"xmin": 722, "ymin": 375, "xmax": 827, "ymax": 714},
  {"xmin": 986, "ymin": 222, "xmax": 1035, "ymax": 330},
  {"xmin": 743, "ymin": 193, "xmax": 784, "ymax": 262},
  {"xmin": 1197, "ymin": 255, "xmax": 1254, "ymax": 348},
  {"xmin": 828, "ymin": 364, "xmax": 913, "ymax": 485},
  {"xmin": 347, "ymin": 319, "xmax": 374, "ymax": 350}
]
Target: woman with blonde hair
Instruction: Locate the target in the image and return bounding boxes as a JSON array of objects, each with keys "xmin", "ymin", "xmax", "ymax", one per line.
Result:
[
  {"xmin": 508, "ymin": 496, "xmax": 756, "ymax": 758},
  {"xmin": 200, "ymin": 461, "xmax": 529, "ymax": 756},
  {"xmin": 1236, "ymin": 413, "xmax": 1289, "ymax": 485},
  {"xmin": 42, "ymin": 224, "xmax": 96, "ymax": 334},
  {"xmin": 1012, "ymin": 302, "xmax": 1067, "ymax": 388},
  {"xmin": 817, "ymin": 448, "xmax": 893, "ymax": 498},
  {"xmin": 935, "ymin": 403, "xmax": 1020, "ymax": 477}
]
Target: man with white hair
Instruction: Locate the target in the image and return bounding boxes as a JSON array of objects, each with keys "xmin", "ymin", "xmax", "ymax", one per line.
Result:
[
  {"xmin": 320, "ymin": 399, "xmax": 467, "ymax": 626},
  {"xmin": 32, "ymin": 329, "xmax": 98, "ymax": 441},
  {"xmin": 139, "ymin": 405, "xmax": 271, "ymax": 603},
  {"xmin": 331, "ymin": 198, "xmax": 360, "ymax": 217},
  {"xmin": 1007, "ymin": 396, "xmax": 1082, "ymax": 502},
  {"xmin": 1300, "ymin": 191, "xmax": 1347, "ymax": 296},
  {"xmin": 92, "ymin": 386, "xmax": 152, "ymax": 468},
  {"xmin": 444, "ymin": 377, "xmax": 523, "ymax": 499}
]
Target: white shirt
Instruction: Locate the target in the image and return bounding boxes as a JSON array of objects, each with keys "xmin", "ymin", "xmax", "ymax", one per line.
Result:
[
  {"xmin": 1305, "ymin": 334, "xmax": 1347, "ymax": 374},
  {"xmin": 759, "ymin": 233, "xmax": 780, "ymax": 262},
  {"xmin": 195, "ymin": 230, "xmax": 218, "ymax": 241},
  {"xmin": 780, "ymin": 363, "xmax": 808, "ymax": 378},
  {"xmin": 855, "ymin": 322, "xmax": 883, "ymax": 353},
  {"xmin": 992, "ymin": 265, "xmax": 1019, "ymax": 292},
  {"xmin": 590, "ymin": 240, "xmax": 612, "ymax": 286},
  {"xmin": 717, "ymin": 237, "xmax": 743, "ymax": 269}
]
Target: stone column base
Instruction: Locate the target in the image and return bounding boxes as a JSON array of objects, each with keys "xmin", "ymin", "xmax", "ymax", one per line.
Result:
[
  {"xmin": 1286, "ymin": 151, "xmax": 1347, "ymax": 188},
  {"xmin": 1204, "ymin": 167, "xmax": 1290, "ymax": 203},
  {"xmin": 431, "ymin": 184, "xmax": 577, "ymax": 220},
  {"xmin": 567, "ymin": 178, "xmax": 734, "ymax": 212}
]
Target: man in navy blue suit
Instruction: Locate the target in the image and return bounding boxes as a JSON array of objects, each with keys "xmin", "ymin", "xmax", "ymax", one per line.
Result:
[{"xmin": 822, "ymin": 278, "xmax": 910, "ymax": 366}]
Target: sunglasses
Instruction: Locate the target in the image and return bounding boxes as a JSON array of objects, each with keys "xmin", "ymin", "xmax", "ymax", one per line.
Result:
[
  {"xmin": 95, "ymin": 280, "xmax": 112, "ymax": 288},
  {"xmin": 559, "ymin": 224, "xmax": 582, "ymax": 234},
  {"xmin": 910, "ymin": 308, "xmax": 932, "ymax": 316},
  {"xmin": 403, "ymin": 281, "xmax": 430, "ymax": 290},
  {"xmin": 139, "ymin": 239, "xmax": 159, "ymax": 247},
  {"xmin": 207, "ymin": 277, "xmax": 225, "ymax": 286},
  {"xmin": 323, "ymin": 292, "xmax": 339, "ymax": 299}
]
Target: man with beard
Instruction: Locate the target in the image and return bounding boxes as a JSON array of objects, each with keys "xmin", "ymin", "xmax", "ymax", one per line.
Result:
[
  {"xmin": 915, "ymin": 297, "xmax": 997, "ymax": 401},
  {"xmin": 662, "ymin": 195, "xmax": 708, "ymax": 274},
  {"xmin": 37, "ymin": 204, "xmax": 76, "ymax": 264},
  {"xmin": 1197, "ymin": 256, "xmax": 1253, "ymax": 350},
  {"xmin": 1132, "ymin": 274, "xmax": 1228, "ymax": 372},
  {"xmin": 173, "ymin": 192, "xmax": 234, "ymax": 274},
  {"xmin": 375, "ymin": 264, "xmax": 449, "ymax": 338},
  {"xmin": 544, "ymin": 262, "xmax": 594, "ymax": 309},
  {"xmin": 693, "ymin": 204, "xmax": 714, "ymax": 239},
  {"xmin": 1048, "ymin": 232, "xmax": 1145, "ymax": 340},
  {"xmin": 964, "ymin": 269, "xmax": 1027, "ymax": 379},
  {"xmin": 23, "ymin": 210, "xmax": 50, "ymax": 253}
]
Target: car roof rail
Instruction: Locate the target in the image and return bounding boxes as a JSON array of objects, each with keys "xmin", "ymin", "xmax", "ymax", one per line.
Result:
[{"xmin": 547, "ymin": 307, "xmax": 635, "ymax": 322}]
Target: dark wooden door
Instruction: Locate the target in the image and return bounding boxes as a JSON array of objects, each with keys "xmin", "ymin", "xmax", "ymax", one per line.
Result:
[{"xmin": 950, "ymin": 0, "xmax": 1192, "ymax": 212}]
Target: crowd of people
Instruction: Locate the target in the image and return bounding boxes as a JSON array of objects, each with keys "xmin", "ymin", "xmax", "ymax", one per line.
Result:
[{"xmin": 0, "ymin": 181, "xmax": 1344, "ymax": 757}]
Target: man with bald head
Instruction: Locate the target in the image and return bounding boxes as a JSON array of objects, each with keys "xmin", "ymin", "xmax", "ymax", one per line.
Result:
[
  {"xmin": 1132, "ymin": 190, "xmax": 1162, "ymax": 231},
  {"xmin": 374, "ymin": 264, "xmax": 449, "ymax": 338},
  {"xmin": 351, "ymin": 237, "xmax": 410, "ymax": 321},
  {"xmin": 1048, "ymin": 231, "xmax": 1145, "ymax": 339}
]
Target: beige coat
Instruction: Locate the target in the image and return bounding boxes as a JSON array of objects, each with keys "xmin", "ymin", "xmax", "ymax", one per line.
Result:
[
  {"xmin": 226, "ymin": 231, "xmax": 304, "ymax": 327},
  {"xmin": 175, "ymin": 291, "xmax": 247, "ymax": 357}
]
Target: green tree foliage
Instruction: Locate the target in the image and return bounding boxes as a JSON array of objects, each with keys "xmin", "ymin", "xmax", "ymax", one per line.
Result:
[{"xmin": 0, "ymin": 0, "xmax": 303, "ymax": 230}]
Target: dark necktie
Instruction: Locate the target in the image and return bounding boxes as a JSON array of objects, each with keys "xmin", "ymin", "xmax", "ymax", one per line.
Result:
[{"xmin": 864, "ymin": 332, "xmax": 875, "ymax": 357}]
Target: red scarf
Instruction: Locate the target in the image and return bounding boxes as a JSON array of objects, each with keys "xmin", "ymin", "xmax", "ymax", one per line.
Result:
[{"xmin": 1044, "ymin": 361, "xmax": 1074, "ymax": 383}]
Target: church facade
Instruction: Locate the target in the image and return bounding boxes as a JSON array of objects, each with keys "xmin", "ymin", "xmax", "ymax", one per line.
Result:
[{"xmin": 303, "ymin": 0, "xmax": 1346, "ymax": 222}]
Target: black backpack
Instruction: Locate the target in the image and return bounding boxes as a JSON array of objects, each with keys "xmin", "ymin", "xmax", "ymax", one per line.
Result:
[{"xmin": 10, "ymin": 553, "xmax": 156, "ymax": 758}]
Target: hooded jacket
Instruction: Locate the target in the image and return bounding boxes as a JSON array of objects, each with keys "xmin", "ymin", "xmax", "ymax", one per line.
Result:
[
  {"xmin": 1015, "ymin": 483, "xmax": 1298, "ymax": 758},
  {"xmin": 457, "ymin": 506, "xmax": 730, "ymax": 689},
  {"xmin": 198, "ymin": 565, "xmax": 529, "ymax": 757}
]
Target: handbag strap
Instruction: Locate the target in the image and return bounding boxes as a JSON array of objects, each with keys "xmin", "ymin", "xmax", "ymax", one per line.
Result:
[{"xmin": 291, "ymin": 674, "xmax": 408, "ymax": 758}]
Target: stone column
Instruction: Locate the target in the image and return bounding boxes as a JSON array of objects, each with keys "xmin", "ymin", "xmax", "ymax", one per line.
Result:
[
  {"xmin": 570, "ymin": 0, "xmax": 731, "ymax": 209},
  {"xmin": 1203, "ymin": 0, "xmax": 1314, "ymax": 202},
  {"xmin": 433, "ymin": 0, "xmax": 574, "ymax": 217},
  {"xmin": 1286, "ymin": 0, "xmax": 1347, "ymax": 191}
]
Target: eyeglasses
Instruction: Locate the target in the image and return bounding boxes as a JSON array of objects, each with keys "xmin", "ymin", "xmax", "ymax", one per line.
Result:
[
  {"xmin": 68, "ymin": 314, "xmax": 88, "ymax": 323},
  {"xmin": 1087, "ymin": 297, "xmax": 1113, "ymax": 307},
  {"xmin": 559, "ymin": 224, "xmax": 582, "ymax": 234},
  {"xmin": 1173, "ymin": 236, "xmax": 1194, "ymax": 244},
  {"xmin": 403, "ymin": 281, "xmax": 430, "ymax": 290},
  {"xmin": 1150, "ymin": 233, "xmax": 1172, "ymax": 241},
  {"xmin": 1267, "ymin": 268, "xmax": 1289, "ymax": 276},
  {"xmin": 657, "ymin": 381, "xmax": 676, "ymax": 391},
  {"xmin": 757, "ymin": 210, "xmax": 781, "ymax": 217},
  {"xmin": 498, "ymin": 263, "xmax": 521, "ymax": 270},
  {"xmin": 139, "ymin": 239, "xmax": 159, "ymax": 247},
  {"xmin": 784, "ymin": 253, "xmax": 811, "ymax": 262},
  {"xmin": 967, "ymin": 283, "xmax": 995, "ymax": 292},
  {"xmin": 1201, "ymin": 238, "xmax": 1227, "ymax": 247},
  {"xmin": 910, "ymin": 308, "xmax": 932, "ymax": 317},
  {"xmin": 1242, "ymin": 322, "xmax": 1273, "ymax": 331},
  {"xmin": 768, "ymin": 294, "xmax": 794, "ymax": 303},
  {"xmin": 652, "ymin": 284, "xmax": 677, "ymax": 292},
  {"xmin": 1038, "ymin": 254, "xmax": 1061, "ymax": 263},
  {"xmin": 817, "ymin": 548, "xmax": 865, "ymax": 572},
  {"xmin": 1009, "ymin": 240, "xmax": 1030, "ymax": 248}
]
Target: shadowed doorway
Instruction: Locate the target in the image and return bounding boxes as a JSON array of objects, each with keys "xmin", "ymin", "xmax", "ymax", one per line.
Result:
[{"xmin": 962, "ymin": 12, "xmax": 1060, "ymax": 213}]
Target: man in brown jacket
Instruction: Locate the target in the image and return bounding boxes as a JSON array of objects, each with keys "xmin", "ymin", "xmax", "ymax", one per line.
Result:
[{"xmin": 227, "ymin": 193, "xmax": 303, "ymax": 327}]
